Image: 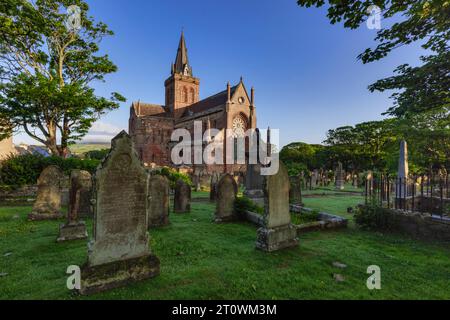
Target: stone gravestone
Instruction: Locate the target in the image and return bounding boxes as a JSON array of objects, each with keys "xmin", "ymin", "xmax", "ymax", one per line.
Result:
[
  {"xmin": 209, "ymin": 173, "xmax": 219, "ymax": 201},
  {"xmin": 310, "ymin": 171, "xmax": 317, "ymax": 188},
  {"xmin": 28, "ymin": 165, "xmax": 64, "ymax": 221},
  {"xmin": 214, "ymin": 174, "xmax": 238, "ymax": 222},
  {"xmin": 60, "ymin": 175, "xmax": 70, "ymax": 207},
  {"xmin": 80, "ymin": 131, "xmax": 160, "ymax": 295},
  {"xmin": 299, "ymin": 171, "xmax": 305, "ymax": 189},
  {"xmin": 335, "ymin": 162, "xmax": 345, "ymax": 190},
  {"xmin": 193, "ymin": 174, "xmax": 201, "ymax": 192},
  {"xmin": 289, "ymin": 175, "xmax": 303, "ymax": 205},
  {"xmin": 74, "ymin": 170, "xmax": 92, "ymax": 217},
  {"xmin": 57, "ymin": 170, "xmax": 90, "ymax": 242},
  {"xmin": 148, "ymin": 174, "xmax": 170, "ymax": 228},
  {"xmin": 352, "ymin": 174, "xmax": 359, "ymax": 188},
  {"xmin": 174, "ymin": 179, "xmax": 191, "ymax": 213},
  {"xmin": 244, "ymin": 163, "xmax": 264, "ymax": 206},
  {"xmin": 256, "ymin": 161, "xmax": 299, "ymax": 252}
]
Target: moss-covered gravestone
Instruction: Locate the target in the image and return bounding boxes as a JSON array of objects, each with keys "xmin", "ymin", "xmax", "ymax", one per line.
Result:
[
  {"xmin": 148, "ymin": 174, "xmax": 170, "ymax": 228},
  {"xmin": 214, "ymin": 174, "xmax": 238, "ymax": 222},
  {"xmin": 209, "ymin": 172, "xmax": 219, "ymax": 201},
  {"xmin": 256, "ymin": 161, "xmax": 299, "ymax": 252},
  {"xmin": 289, "ymin": 175, "xmax": 303, "ymax": 205},
  {"xmin": 28, "ymin": 165, "xmax": 64, "ymax": 221},
  {"xmin": 244, "ymin": 163, "xmax": 264, "ymax": 206},
  {"xmin": 174, "ymin": 179, "xmax": 191, "ymax": 213},
  {"xmin": 79, "ymin": 131, "xmax": 160, "ymax": 295},
  {"xmin": 57, "ymin": 170, "xmax": 90, "ymax": 242}
]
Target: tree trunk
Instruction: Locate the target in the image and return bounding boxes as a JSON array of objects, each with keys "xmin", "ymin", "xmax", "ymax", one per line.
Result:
[{"xmin": 45, "ymin": 122, "xmax": 61, "ymax": 157}]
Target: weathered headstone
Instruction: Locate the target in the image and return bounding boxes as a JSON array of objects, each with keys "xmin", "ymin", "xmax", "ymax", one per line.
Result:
[
  {"xmin": 289, "ymin": 175, "xmax": 303, "ymax": 205},
  {"xmin": 244, "ymin": 163, "xmax": 264, "ymax": 206},
  {"xmin": 193, "ymin": 174, "xmax": 201, "ymax": 192},
  {"xmin": 352, "ymin": 174, "xmax": 359, "ymax": 188},
  {"xmin": 312, "ymin": 169, "xmax": 320, "ymax": 188},
  {"xmin": 57, "ymin": 170, "xmax": 90, "ymax": 242},
  {"xmin": 299, "ymin": 171, "xmax": 305, "ymax": 189},
  {"xmin": 209, "ymin": 173, "xmax": 219, "ymax": 201},
  {"xmin": 174, "ymin": 179, "xmax": 191, "ymax": 213},
  {"xmin": 214, "ymin": 174, "xmax": 238, "ymax": 222},
  {"xmin": 28, "ymin": 165, "xmax": 64, "ymax": 221},
  {"xmin": 60, "ymin": 175, "xmax": 70, "ymax": 207},
  {"xmin": 256, "ymin": 162, "xmax": 299, "ymax": 252},
  {"xmin": 80, "ymin": 131, "xmax": 159, "ymax": 295},
  {"xmin": 76, "ymin": 171, "xmax": 93, "ymax": 218},
  {"xmin": 335, "ymin": 162, "xmax": 345, "ymax": 190},
  {"xmin": 148, "ymin": 174, "xmax": 170, "ymax": 228},
  {"xmin": 245, "ymin": 164, "xmax": 263, "ymax": 191}
]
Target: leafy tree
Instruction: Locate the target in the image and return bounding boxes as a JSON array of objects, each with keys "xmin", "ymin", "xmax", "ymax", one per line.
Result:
[
  {"xmin": 322, "ymin": 120, "xmax": 399, "ymax": 172},
  {"xmin": 297, "ymin": 0, "xmax": 449, "ymax": 171},
  {"xmin": 84, "ymin": 148, "xmax": 110, "ymax": 160},
  {"xmin": 280, "ymin": 142, "xmax": 325, "ymax": 175},
  {"xmin": 0, "ymin": 0, "xmax": 125, "ymax": 157}
]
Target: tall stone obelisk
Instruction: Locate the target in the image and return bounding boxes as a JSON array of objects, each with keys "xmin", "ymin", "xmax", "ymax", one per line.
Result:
[
  {"xmin": 396, "ymin": 140, "xmax": 409, "ymax": 208},
  {"xmin": 398, "ymin": 140, "xmax": 409, "ymax": 179}
]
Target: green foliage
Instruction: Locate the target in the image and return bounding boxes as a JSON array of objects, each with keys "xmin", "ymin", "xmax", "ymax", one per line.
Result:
[
  {"xmin": 280, "ymin": 142, "xmax": 325, "ymax": 174},
  {"xmin": 323, "ymin": 120, "xmax": 399, "ymax": 172},
  {"xmin": 0, "ymin": 0, "xmax": 125, "ymax": 156},
  {"xmin": 234, "ymin": 196, "xmax": 264, "ymax": 216},
  {"xmin": 354, "ymin": 203, "xmax": 396, "ymax": 230},
  {"xmin": 0, "ymin": 154, "xmax": 99, "ymax": 188},
  {"xmin": 296, "ymin": 1, "xmax": 450, "ymax": 172},
  {"xmin": 153, "ymin": 167, "xmax": 192, "ymax": 189},
  {"xmin": 84, "ymin": 149, "xmax": 110, "ymax": 160},
  {"xmin": 291, "ymin": 210, "xmax": 319, "ymax": 225}
]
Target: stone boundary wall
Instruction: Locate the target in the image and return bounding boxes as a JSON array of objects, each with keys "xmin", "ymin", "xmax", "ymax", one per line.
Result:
[
  {"xmin": 0, "ymin": 185, "xmax": 38, "ymax": 200},
  {"xmin": 1, "ymin": 180, "xmax": 69, "ymax": 206},
  {"xmin": 362, "ymin": 205, "xmax": 450, "ymax": 242}
]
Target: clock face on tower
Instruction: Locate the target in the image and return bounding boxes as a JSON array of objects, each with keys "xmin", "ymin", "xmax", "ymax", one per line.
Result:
[{"xmin": 232, "ymin": 116, "xmax": 246, "ymax": 138}]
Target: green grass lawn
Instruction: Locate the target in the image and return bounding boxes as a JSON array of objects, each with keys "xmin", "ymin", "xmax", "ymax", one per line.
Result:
[
  {"xmin": 0, "ymin": 193, "xmax": 449, "ymax": 300},
  {"xmin": 303, "ymin": 195, "xmax": 364, "ymax": 221},
  {"xmin": 69, "ymin": 144, "xmax": 110, "ymax": 156},
  {"xmin": 302, "ymin": 183, "xmax": 363, "ymax": 196}
]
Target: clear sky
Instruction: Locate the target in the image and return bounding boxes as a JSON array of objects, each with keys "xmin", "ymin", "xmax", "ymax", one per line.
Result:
[{"xmin": 14, "ymin": 0, "xmax": 424, "ymax": 147}]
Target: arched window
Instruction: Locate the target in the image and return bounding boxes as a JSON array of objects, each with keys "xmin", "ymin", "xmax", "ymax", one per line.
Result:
[
  {"xmin": 190, "ymin": 88, "xmax": 195, "ymax": 103},
  {"xmin": 182, "ymin": 87, "xmax": 188, "ymax": 103}
]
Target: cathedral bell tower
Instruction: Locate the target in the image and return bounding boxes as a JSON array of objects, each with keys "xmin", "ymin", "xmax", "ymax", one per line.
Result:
[{"xmin": 164, "ymin": 32, "xmax": 200, "ymax": 119}]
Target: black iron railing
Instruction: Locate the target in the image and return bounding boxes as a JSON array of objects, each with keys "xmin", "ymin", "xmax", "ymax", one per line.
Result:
[{"xmin": 365, "ymin": 172, "xmax": 450, "ymax": 218}]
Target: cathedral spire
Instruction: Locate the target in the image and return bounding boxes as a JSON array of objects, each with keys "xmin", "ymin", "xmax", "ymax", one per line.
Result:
[{"xmin": 173, "ymin": 31, "xmax": 192, "ymax": 76}]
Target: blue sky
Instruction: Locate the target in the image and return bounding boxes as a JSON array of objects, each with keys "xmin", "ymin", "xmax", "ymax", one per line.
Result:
[{"xmin": 14, "ymin": 0, "xmax": 424, "ymax": 147}]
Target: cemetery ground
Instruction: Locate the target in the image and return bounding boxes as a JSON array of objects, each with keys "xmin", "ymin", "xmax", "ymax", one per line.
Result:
[{"xmin": 0, "ymin": 190, "xmax": 449, "ymax": 300}]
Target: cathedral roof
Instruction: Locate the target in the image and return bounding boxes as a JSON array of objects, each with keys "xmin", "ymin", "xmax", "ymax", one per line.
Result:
[
  {"xmin": 183, "ymin": 85, "xmax": 238, "ymax": 116},
  {"xmin": 132, "ymin": 102, "xmax": 169, "ymax": 117}
]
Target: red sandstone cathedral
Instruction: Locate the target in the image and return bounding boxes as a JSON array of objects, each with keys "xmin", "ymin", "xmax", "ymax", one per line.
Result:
[{"xmin": 129, "ymin": 33, "xmax": 257, "ymax": 175}]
